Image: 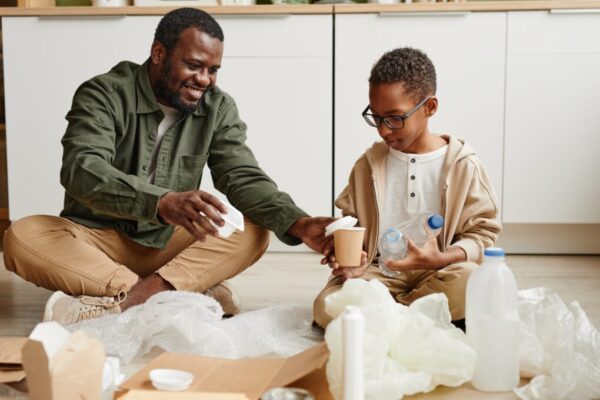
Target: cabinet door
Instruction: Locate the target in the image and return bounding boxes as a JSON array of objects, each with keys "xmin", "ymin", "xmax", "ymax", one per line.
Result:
[
  {"xmin": 334, "ymin": 13, "xmax": 506, "ymax": 214},
  {"xmin": 203, "ymin": 16, "xmax": 333, "ymax": 251},
  {"xmin": 3, "ymin": 16, "xmax": 157, "ymax": 221},
  {"xmin": 503, "ymin": 11, "xmax": 600, "ymax": 223},
  {"xmin": 3, "ymin": 15, "xmax": 332, "ymax": 240}
]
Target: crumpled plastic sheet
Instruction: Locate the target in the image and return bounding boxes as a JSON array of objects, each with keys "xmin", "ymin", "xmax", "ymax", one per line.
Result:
[
  {"xmin": 67, "ymin": 291, "xmax": 322, "ymax": 364},
  {"xmin": 324, "ymin": 279, "xmax": 476, "ymax": 400},
  {"xmin": 515, "ymin": 287, "xmax": 600, "ymax": 400}
]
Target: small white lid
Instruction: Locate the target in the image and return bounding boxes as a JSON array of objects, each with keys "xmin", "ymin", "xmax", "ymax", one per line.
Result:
[
  {"xmin": 149, "ymin": 369, "xmax": 194, "ymax": 391},
  {"xmin": 325, "ymin": 216, "xmax": 358, "ymax": 237}
]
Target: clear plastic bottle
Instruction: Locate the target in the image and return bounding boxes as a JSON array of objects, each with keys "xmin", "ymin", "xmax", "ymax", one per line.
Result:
[
  {"xmin": 466, "ymin": 247, "xmax": 520, "ymax": 392},
  {"xmin": 378, "ymin": 213, "xmax": 444, "ymax": 277}
]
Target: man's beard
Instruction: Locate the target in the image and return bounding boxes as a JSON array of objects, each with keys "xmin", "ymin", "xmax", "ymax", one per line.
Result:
[{"xmin": 154, "ymin": 60, "xmax": 200, "ymax": 114}]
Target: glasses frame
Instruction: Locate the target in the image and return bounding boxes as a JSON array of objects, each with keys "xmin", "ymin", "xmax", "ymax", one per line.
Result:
[{"xmin": 362, "ymin": 96, "xmax": 431, "ymax": 130}]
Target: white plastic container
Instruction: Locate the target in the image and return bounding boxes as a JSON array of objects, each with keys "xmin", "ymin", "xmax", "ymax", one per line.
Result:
[
  {"xmin": 149, "ymin": 368, "xmax": 194, "ymax": 391},
  {"xmin": 379, "ymin": 213, "xmax": 444, "ymax": 277},
  {"xmin": 342, "ymin": 306, "xmax": 365, "ymax": 400},
  {"xmin": 466, "ymin": 247, "xmax": 520, "ymax": 392}
]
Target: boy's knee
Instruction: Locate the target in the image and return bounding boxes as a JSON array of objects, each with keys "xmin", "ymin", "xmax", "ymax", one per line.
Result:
[{"xmin": 443, "ymin": 261, "xmax": 478, "ymax": 320}]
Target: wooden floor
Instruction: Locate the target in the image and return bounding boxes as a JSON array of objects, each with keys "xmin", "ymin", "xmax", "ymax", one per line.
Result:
[{"xmin": 1, "ymin": 251, "xmax": 599, "ymax": 399}]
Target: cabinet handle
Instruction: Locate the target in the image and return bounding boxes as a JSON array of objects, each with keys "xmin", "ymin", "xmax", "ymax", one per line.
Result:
[
  {"xmin": 378, "ymin": 11, "xmax": 470, "ymax": 17},
  {"xmin": 38, "ymin": 15, "xmax": 126, "ymax": 20},
  {"xmin": 549, "ymin": 8, "xmax": 600, "ymax": 14}
]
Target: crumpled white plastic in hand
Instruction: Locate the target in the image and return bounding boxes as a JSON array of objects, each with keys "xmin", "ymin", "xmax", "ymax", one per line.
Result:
[
  {"xmin": 324, "ymin": 279, "xmax": 475, "ymax": 400},
  {"xmin": 67, "ymin": 291, "xmax": 321, "ymax": 364},
  {"xmin": 515, "ymin": 287, "xmax": 600, "ymax": 400}
]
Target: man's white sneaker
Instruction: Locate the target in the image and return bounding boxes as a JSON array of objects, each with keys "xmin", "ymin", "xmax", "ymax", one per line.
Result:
[{"xmin": 42, "ymin": 291, "xmax": 124, "ymax": 325}]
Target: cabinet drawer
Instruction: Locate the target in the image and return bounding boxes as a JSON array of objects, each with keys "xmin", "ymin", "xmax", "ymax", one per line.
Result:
[
  {"xmin": 216, "ymin": 15, "xmax": 331, "ymax": 57},
  {"xmin": 508, "ymin": 11, "xmax": 600, "ymax": 54}
]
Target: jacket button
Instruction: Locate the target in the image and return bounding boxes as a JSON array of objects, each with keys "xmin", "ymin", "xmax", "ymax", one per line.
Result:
[
  {"xmin": 150, "ymin": 133, "xmax": 156, "ymax": 140},
  {"xmin": 142, "ymin": 165, "xmax": 147, "ymax": 171},
  {"xmin": 411, "ymin": 158, "xmax": 416, "ymax": 163},
  {"xmin": 411, "ymin": 175, "xmax": 415, "ymax": 180},
  {"xmin": 410, "ymin": 192, "xmax": 415, "ymax": 197}
]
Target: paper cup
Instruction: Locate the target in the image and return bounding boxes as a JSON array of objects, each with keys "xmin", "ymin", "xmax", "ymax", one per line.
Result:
[{"xmin": 334, "ymin": 227, "xmax": 365, "ymax": 267}]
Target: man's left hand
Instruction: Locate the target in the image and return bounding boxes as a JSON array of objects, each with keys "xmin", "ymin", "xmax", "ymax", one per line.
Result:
[
  {"xmin": 384, "ymin": 236, "xmax": 445, "ymax": 272},
  {"xmin": 288, "ymin": 216, "xmax": 336, "ymax": 256}
]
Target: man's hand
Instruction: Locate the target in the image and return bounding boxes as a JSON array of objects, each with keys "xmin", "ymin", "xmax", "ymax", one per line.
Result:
[
  {"xmin": 384, "ymin": 236, "xmax": 465, "ymax": 272},
  {"xmin": 287, "ymin": 216, "xmax": 336, "ymax": 255},
  {"xmin": 321, "ymin": 250, "xmax": 368, "ymax": 280},
  {"xmin": 157, "ymin": 190, "xmax": 228, "ymax": 242}
]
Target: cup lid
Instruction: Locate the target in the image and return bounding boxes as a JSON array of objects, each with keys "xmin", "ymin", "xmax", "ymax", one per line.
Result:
[
  {"xmin": 149, "ymin": 369, "xmax": 194, "ymax": 391},
  {"xmin": 325, "ymin": 216, "xmax": 358, "ymax": 237}
]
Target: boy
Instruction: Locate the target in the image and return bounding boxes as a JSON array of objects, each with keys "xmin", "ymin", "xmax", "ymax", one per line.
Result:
[{"xmin": 313, "ymin": 48, "xmax": 501, "ymax": 328}]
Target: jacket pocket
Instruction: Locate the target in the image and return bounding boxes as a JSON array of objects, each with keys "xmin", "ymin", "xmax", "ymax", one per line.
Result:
[{"xmin": 177, "ymin": 154, "xmax": 208, "ymax": 191}]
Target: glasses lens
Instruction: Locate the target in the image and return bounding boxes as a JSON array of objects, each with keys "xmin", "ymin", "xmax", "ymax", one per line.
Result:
[
  {"xmin": 363, "ymin": 113, "xmax": 378, "ymax": 127},
  {"xmin": 385, "ymin": 117, "xmax": 404, "ymax": 130}
]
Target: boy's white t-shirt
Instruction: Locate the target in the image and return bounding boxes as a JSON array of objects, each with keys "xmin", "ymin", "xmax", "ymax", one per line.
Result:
[
  {"xmin": 147, "ymin": 104, "xmax": 180, "ymax": 184},
  {"xmin": 379, "ymin": 145, "xmax": 448, "ymax": 241}
]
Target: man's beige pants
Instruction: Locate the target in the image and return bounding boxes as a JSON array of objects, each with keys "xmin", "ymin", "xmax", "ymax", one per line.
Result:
[
  {"xmin": 313, "ymin": 261, "xmax": 476, "ymax": 328},
  {"xmin": 3, "ymin": 215, "xmax": 270, "ymax": 298}
]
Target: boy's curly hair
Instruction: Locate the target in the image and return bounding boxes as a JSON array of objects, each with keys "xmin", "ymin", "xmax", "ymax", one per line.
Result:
[{"xmin": 369, "ymin": 47, "xmax": 436, "ymax": 101}]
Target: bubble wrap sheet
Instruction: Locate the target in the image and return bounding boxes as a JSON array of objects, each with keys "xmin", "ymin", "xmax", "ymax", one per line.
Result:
[{"xmin": 67, "ymin": 291, "xmax": 322, "ymax": 364}]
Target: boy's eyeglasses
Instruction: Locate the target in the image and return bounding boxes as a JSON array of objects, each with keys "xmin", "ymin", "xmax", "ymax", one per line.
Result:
[{"xmin": 362, "ymin": 96, "xmax": 431, "ymax": 130}]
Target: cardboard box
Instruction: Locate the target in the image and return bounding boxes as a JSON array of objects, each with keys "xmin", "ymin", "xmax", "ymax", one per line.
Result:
[
  {"xmin": 21, "ymin": 322, "xmax": 105, "ymax": 400},
  {"xmin": 118, "ymin": 342, "xmax": 332, "ymax": 400},
  {"xmin": 117, "ymin": 390, "xmax": 249, "ymax": 399},
  {"xmin": 0, "ymin": 336, "xmax": 27, "ymax": 384}
]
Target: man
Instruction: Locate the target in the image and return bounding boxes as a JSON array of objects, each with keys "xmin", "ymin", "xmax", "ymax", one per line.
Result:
[{"xmin": 3, "ymin": 8, "xmax": 333, "ymax": 325}]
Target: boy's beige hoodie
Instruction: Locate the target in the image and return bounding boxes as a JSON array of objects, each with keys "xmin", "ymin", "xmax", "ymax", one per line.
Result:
[{"xmin": 336, "ymin": 134, "xmax": 502, "ymax": 265}]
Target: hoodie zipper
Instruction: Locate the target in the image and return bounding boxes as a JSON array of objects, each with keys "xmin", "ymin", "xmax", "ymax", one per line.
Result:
[{"xmin": 371, "ymin": 175, "xmax": 381, "ymax": 264}]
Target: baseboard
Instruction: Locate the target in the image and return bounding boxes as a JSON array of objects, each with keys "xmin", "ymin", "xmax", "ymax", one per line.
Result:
[{"xmin": 497, "ymin": 223, "xmax": 600, "ymax": 254}]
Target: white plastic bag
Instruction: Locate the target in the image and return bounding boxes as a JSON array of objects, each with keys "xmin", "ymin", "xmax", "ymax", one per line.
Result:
[
  {"xmin": 324, "ymin": 279, "xmax": 475, "ymax": 400},
  {"xmin": 68, "ymin": 291, "xmax": 321, "ymax": 363},
  {"xmin": 515, "ymin": 287, "xmax": 600, "ymax": 400}
]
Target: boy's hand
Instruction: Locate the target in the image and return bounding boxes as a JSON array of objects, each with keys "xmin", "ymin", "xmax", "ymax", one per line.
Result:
[
  {"xmin": 321, "ymin": 251, "xmax": 369, "ymax": 279},
  {"xmin": 384, "ymin": 236, "xmax": 446, "ymax": 272}
]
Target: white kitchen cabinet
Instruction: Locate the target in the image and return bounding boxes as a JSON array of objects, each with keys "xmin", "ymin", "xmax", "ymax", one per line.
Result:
[
  {"xmin": 503, "ymin": 11, "xmax": 600, "ymax": 223},
  {"xmin": 2, "ymin": 15, "xmax": 332, "ymax": 250},
  {"xmin": 334, "ymin": 12, "xmax": 506, "ymax": 215}
]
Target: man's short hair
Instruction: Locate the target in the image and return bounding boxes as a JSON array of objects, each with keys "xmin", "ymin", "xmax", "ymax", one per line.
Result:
[
  {"xmin": 154, "ymin": 8, "xmax": 224, "ymax": 53},
  {"xmin": 369, "ymin": 47, "xmax": 436, "ymax": 101}
]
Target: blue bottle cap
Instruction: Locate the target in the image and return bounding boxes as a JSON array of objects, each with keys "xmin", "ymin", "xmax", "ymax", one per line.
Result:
[
  {"xmin": 484, "ymin": 247, "xmax": 505, "ymax": 257},
  {"xmin": 427, "ymin": 214, "xmax": 444, "ymax": 230}
]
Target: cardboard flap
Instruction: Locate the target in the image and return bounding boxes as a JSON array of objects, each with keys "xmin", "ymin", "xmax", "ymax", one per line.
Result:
[
  {"xmin": 120, "ymin": 343, "xmax": 330, "ymax": 400},
  {"xmin": 116, "ymin": 390, "xmax": 249, "ymax": 399},
  {"xmin": 21, "ymin": 339, "xmax": 52, "ymax": 399},
  {"xmin": 51, "ymin": 331, "xmax": 105, "ymax": 400},
  {"xmin": 0, "ymin": 369, "xmax": 26, "ymax": 384},
  {"xmin": 0, "ymin": 337, "xmax": 27, "ymax": 365},
  {"xmin": 122, "ymin": 352, "xmax": 285, "ymax": 400},
  {"xmin": 268, "ymin": 342, "xmax": 329, "ymax": 388}
]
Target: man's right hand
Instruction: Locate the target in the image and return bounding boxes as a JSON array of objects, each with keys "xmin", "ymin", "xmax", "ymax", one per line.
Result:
[{"xmin": 157, "ymin": 190, "xmax": 228, "ymax": 242}]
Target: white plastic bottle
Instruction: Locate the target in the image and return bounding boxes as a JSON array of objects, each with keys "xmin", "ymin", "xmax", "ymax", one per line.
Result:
[
  {"xmin": 378, "ymin": 213, "xmax": 444, "ymax": 277},
  {"xmin": 466, "ymin": 247, "xmax": 520, "ymax": 392},
  {"xmin": 342, "ymin": 306, "xmax": 364, "ymax": 400}
]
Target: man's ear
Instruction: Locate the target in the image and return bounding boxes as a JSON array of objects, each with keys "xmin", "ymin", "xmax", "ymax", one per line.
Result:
[
  {"xmin": 424, "ymin": 96, "xmax": 438, "ymax": 116},
  {"xmin": 150, "ymin": 41, "xmax": 166, "ymax": 65}
]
